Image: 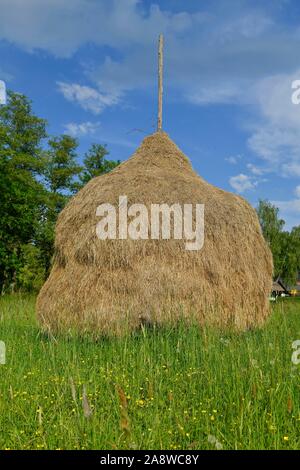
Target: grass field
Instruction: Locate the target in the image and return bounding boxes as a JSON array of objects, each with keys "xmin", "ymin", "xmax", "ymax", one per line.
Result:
[{"xmin": 0, "ymin": 294, "xmax": 300, "ymax": 450}]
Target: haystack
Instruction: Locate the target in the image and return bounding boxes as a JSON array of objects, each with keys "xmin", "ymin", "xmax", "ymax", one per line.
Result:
[{"xmin": 36, "ymin": 131, "xmax": 273, "ymax": 336}]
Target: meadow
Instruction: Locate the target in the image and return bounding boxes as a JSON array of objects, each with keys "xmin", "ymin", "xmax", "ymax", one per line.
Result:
[{"xmin": 0, "ymin": 294, "xmax": 300, "ymax": 450}]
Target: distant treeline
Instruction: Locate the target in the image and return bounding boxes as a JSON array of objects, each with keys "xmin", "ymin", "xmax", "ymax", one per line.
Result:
[{"xmin": 0, "ymin": 91, "xmax": 299, "ymax": 293}]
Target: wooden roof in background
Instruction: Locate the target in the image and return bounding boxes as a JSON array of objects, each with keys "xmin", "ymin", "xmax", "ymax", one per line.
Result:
[{"xmin": 272, "ymin": 282, "xmax": 286, "ymax": 292}]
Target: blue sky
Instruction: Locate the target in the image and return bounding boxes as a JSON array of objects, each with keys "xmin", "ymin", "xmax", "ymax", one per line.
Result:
[{"xmin": 1, "ymin": 0, "xmax": 300, "ymax": 229}]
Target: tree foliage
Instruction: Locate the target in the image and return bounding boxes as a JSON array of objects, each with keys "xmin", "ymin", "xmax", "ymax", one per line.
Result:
[
  {"xmin": 78, "ymin": 143, "xmax": 120, "ymax": 188},
  {"xmin": 0, "ymin": 91, "xmax": 47, "ymax": 290},
  {"xmin": 257, "ymin": 200, "xmax": 300, "ymax": 286}
]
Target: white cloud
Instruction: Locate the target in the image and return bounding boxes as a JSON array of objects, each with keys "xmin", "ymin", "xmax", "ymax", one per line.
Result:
[
  {"xmin": 295, "ymin": 186, "xmax": 300, "ymax": 198},
  {"xmin": 271, "ymin": 184, "xmax": 300, "ymax": 229},
  {"xmin": 57, "ymin": 82, "xmax": 120, "ymax": 114},
  {"xmin": 0, "ymin": 80, "xmax": 7, "ymax": 105},
  {"xmin": 246, "ymin": 70, "xmax": 300, "ymax": 176},
  {"xmin": 225, "ymin": 155, "xmax": 242, "ymax": 165},
  {"xmin": 84, "ymin": 4, "xmax": 300, "ymax": 107},
  {"xmin": 216, "ymin": 12, "xmax": 273, "ymax": 40},
  {"xmin": 186, "ymin": 83, "xmax": 244, "ymax": 106},
  {"xmin": 218, "ymin": 72, "xmax": 300, "ymax": 216},
  {"xmin": 271, "ymin": 198, "xmax": 300, "ymax": 230},
  {"xmin": 229, "ymin": 173, "xmax": 257, "ymax": 193},
  {"xmin": 0, "ymin": 1, "xmax": 297, "ymax": 101},
  {"xmin": 282, "ymin": 162, "xmax": 300, "ymax": 177},
  {"xmin": 0, "ymin": 0, "xmax": 195, "ymax": 58},
  {"xmin": 0, "ymin": 69, "xmax": 13, "ymax": 82},
  {"xmin": 0, "ymin": 0, "xmax": 275, "ymax": 60},
  {"xmin": 246, "ymin": 163, "xmax": 266, "ymax": 176},
  {"xmin": 64, "ymin": 121, "xmax": 101, "ymax": 137}
]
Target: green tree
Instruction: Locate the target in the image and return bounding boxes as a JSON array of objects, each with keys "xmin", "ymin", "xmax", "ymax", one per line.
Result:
[
  {"xmin": 290, "ymin": 225, "xmax": 300, "ymax": 282},
  {"xmin": 0, "ymin": 91, "xmax": 47, "ymax": 172},
  {"xmin": 79, "ymin": 143, "xmax": 119, "ymax": 187},
  {"xmin": 16, "ymin": 244, "xmax": 46, "ymax": 292},
  {"xmin": 257, "ymin": 200, "xmax": 285, "ymax": 278},
  {"xmin": 43, "ymin": 135, "xmax": 81, "ymax": 194},
  {"xmin": 277, "ymin": 231, "xmax": 298, "ymax": 286},
  {"xmin": 257, "ymin": 200, "xmax": 300, "ymax": 285},
  {"xmin": 0, "ymin": 91, "xmax": 47, "ymax": 291}
]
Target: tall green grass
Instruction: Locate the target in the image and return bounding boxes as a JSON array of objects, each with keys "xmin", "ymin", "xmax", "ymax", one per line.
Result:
[{"xmin": 0, "ymin": 294, "xmax": 300, "ymax": 450}]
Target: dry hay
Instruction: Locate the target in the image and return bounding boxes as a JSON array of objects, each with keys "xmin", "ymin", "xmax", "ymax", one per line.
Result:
[{"xmin": 36, "ymin": 132, "xmax": 273, "ymax": 336}]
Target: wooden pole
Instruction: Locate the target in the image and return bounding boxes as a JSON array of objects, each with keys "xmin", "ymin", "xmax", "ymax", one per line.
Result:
[{"xmin": 157, "ymin": 34, "xmax": 163, "ymax": 132}]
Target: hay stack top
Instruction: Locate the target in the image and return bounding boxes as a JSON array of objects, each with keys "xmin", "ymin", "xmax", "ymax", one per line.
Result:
[
  {"xmin": 37, "ymin": 131, "xmax": 273, "ymax": 335},
  {"xmin": 56, "ymin": 131, "xmax": 253, "ymax": 256}
]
